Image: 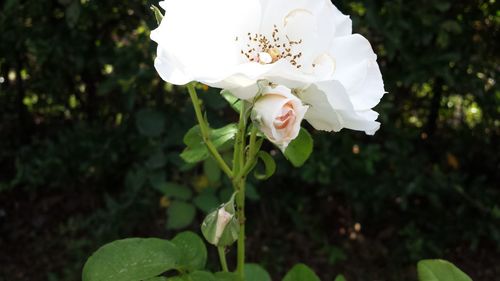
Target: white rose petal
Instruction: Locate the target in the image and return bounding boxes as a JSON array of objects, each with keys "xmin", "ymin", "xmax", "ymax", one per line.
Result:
[
  {"xmin": 299, "ymin": 81, "xmax": 380, "ymax": 135},
  {"xmin": 214, "ymin": 208, "xmax": 233, "ymax": 244}
]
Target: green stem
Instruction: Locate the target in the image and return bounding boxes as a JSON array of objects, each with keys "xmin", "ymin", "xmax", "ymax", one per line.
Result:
[
  {"xmin": 188, "ymin": 85, "xmax": 252, "ymax": 279},
  {"xmin": 217, "ymin": 246, "xmax": 229, "ymax": 272},
  {"xmin": 240, "ymin": 126, "xmax": 259, "ymax": 177},
  {"xmin": 187, "ymin": 83, "xmax": 233, "ymax": 178},
  {"xmin": 233, "ymin": 103, "xmax": 247, "ymax": 176},
  {"xmin": 235, "ymin": 178, "xmax": 246, "ymax": 279},
  {"xmin": 233, "ymin": 104, "xmax": 249, "ymax": 279}
]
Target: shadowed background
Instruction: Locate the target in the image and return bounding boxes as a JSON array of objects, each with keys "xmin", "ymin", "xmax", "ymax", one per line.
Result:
[{"xmin": 0, "ymin": 0, "xmax": 498, "ymax": 280}]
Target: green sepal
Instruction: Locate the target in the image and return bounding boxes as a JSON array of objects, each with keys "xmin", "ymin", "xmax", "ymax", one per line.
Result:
[{"xmin": 254, "ymin": 151, "xmax": 276, "ymax": 180}]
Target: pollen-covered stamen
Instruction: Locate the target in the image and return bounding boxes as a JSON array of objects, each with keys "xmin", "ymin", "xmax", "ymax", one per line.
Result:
[
  {"xmin": 267, "ymin": 47, "xmax": 281, "ymax": 62},
  {"xmin": 241, "ymin": 25, "xmax": 304, "ymax": 68}
]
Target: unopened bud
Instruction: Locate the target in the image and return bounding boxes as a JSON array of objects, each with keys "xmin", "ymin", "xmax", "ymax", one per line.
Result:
[
  {"xmin": 214, "ymin": 208, "xmax": 233, "ymax": 244},
  {"xmin": 201, "ymin": 192, "xmax": 239, "ymax": 247}
]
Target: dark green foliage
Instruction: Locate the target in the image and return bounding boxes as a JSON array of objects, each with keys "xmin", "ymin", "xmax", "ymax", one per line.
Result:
[{"xmin": 0, "ymin": 0, "xmax": 498, "ymax": 281}]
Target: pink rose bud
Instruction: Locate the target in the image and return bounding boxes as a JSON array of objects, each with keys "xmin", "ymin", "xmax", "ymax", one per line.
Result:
[
  {"xmin": 252, "ymin": 84, "xmax": 308, "ymax": 151},
  {"xmin": 214, "ymin": 208, "xmax": 233, "ymax": 244},
  {"xmin": 201, "ymin": 192, "xmax": 239, "ymax": 247}
]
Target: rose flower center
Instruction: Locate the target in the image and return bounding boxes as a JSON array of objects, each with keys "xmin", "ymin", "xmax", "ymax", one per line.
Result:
[
  {"xmin": 239, "ymin": 25, "xmax": 304, "ymax": 68},
  {"xmin": 274, "ymin": 102, "xmax": 296, "ymax": 130}
]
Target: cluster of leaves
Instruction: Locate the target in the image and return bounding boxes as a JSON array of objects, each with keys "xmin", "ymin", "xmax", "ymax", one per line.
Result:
[
  {"xmin": 82, "ymin": 231, "xmax": 335, "ymax": 281},
  {"xmin": 83, "ymin": 230, "xmax": 472, "ymax": 281}
]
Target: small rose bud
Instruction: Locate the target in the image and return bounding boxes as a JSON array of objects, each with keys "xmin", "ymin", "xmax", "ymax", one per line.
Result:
[
  {"xmin": 214, "ymin": 208, "xmax": 233, "ymax": 244},
  {"xmin": 252, "ymin": 84, "xmax": 308, "ymax": 151},
  {"xmin": 201, "ymin": 193, "xmax": 239, "ymax": 247}
]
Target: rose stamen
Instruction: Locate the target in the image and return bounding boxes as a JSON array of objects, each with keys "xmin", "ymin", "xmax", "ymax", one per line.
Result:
[{"xmin": 240, "ymin": 25, "xmax": 303, "ymax": 68}]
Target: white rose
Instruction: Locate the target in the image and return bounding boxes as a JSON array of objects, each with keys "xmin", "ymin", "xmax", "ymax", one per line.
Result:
[
  {"xmin": 151, "ymin": 0, "xmax": 385, "ymax": 135},
  {"xmin": 252, "ymin": 85, "xmax": 308, "ymax": 150},
  {"xmin": 150, "ymin": 0, "xmax": 353, "ymax": 96}
]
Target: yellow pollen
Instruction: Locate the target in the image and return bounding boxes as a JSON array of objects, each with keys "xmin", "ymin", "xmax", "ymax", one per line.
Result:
[{"xmin": 267, "ymin": 48, "xmax": 281, "ymax": 63}]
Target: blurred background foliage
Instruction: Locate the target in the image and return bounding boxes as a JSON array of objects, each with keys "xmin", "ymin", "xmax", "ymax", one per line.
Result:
[{"xmin": 0, "ymin": 0, "xmax": 498, "ymax": 280}]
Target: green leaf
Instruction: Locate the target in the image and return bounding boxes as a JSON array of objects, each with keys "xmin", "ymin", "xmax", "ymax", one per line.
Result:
[
  {"xmin": 171, "ymin": 231, "xmax": 207, "ymax": 271},
  {"xmin": 148, "ymin": 170, "xmax": 167, "ymax": 192},
  {"xmin": 151, "ymin": 179, "xmax": 192, "ymax": 200},
  {"xmin": 65, "ymin": 0, "xmax": 81, "ymax": 28},
  {"xmin": 165, "ymin": 276, "xmax": 184, "ymax": 281},
  {"xmin": 167, "ymin": 275, "xmax": 186, "ymax": 281},
  {"xmin": 254, "ymin": 151, "xmax": 276, "ymax": 180},
  {"xmin": 193, "ymin": 193, "xmax": 219, "ymax": 213},
  {"xmin": 492, "ymin": 205, "xmax": 500, "ymax": 219},
  {"xmin": 204, "ymin": 157, "xmax": 222, "ymax": 182},
  {"xmin": 189, "ymin": 271, "xmax": 217, "ymax": 281},
  {"xmin": 334, "ymin": 274, "xmax": 347, "ymax": 281},
  {"xmin": 145, "ymin": 278, "xmax": 167, "ymax": 281},
  {"xmin": 327, "ymin": 246, "xmax": 347, "ymax": 265},
  {"xmin": 146, "ymin": 152, "xmax": 167, "ymax": 169},
  {"xmin": 282, "ymin": 264, "xmax": 320, "ymax": 281},
  {"xmin": 125, "ymin": 169, "xmax": 147, "ymax": 191},
  {"xmin": 206, "ymin": 124, "xmax": 238, "ymax": 146},
  {"xmin": 433, "ymin": 2, "xmax": 451, "ymax": 12},
  {"xmin": 441, "ymin": 20, "xmax": 462, "ymax": 34},
  {"xmin": 245, "ymin": 264, "xmax": 272, "ymax": 281},
  {"xmin": 163, "ymin": 183, "xmax": 193, "ymax": 200},
  {"xmin": 183, "ymin": 125, "xmax": 204, "ymax": 148},
  {"xmin": 221, "ymin": 90, "xmax": 243, "ymax": 113},
  {"xmin": 150, "ymin": 5, "xmax": 163, "ymax": 24},
  {"xmin": 167, "ymin": 201, "xmax": 196, "ymax": 229},
  {"xmin": 4, "ymin": 0, "xmax": 19, "ymax": 11},
  {"xmin": 417, "ymin": 259, "xmax": 472, "ymax": 281},
  {"xmin": 181, "ymin": 124, "xmax": 238, "ymax": 164},
  {"xmin": 284, "ymin": 128, "xmax": 313, "ymax": 167},
  {"xmin": 136, "ymin": 109, "xmax": 166, "ymax": 137},
  {"xmin": 169, "ymin": 271, "xmax": 219, "ymax": 281},
  {"xmin": 82, "ymin": 238, "xmax": 179, "ymax": 281},
  {"xmin": 214, "ymin": 272, "xmax": 242, "ymax": 281}
]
